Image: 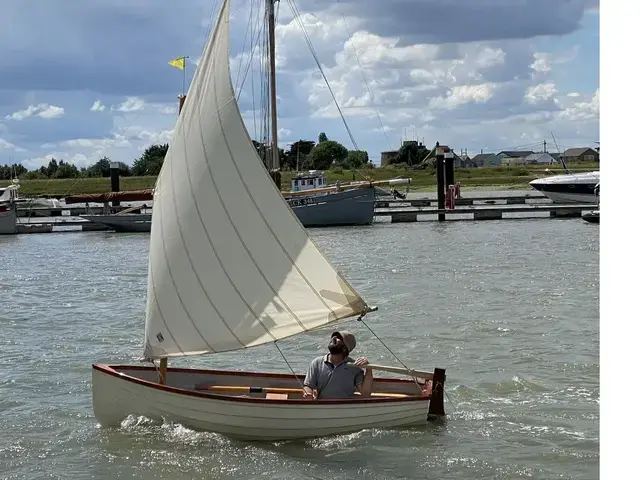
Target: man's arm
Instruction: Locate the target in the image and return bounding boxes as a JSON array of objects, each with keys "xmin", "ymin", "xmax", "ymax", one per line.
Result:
[
  {"xmin": 302, "ymin": 360, "xmax": 318, "ymax": 399},
  {"xmin": 354, "ymin": 357, "xmax": 373, "ymax": 397}
]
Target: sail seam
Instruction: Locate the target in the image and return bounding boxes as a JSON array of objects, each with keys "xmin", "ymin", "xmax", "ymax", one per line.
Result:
[
  {"xmin": 176, "ymin": 147, "xmax": 247, "ymax": 348},
  {"xmin": 228, "ymin": 86, "xmax": 355, "ymax": 323},
  {"xmin": 151, "ymin": 0, "xmax": 242, "ymax": 353},
  {"xmin": 148, "ymin": 0, "xmax": 249, "ymax": 353},
  {"xmin": 146, "ymin": 245, "xmax": 188, "ymax": 358},
  {"xmin": 157, "ymin": 184, "xmax": 219, "ymax": 354},
  {"xmin": 192, "ymin": 15, "xmax": 300, "ymax": 338},
  {"xmin": 173, "ymin": 53, "xmax": 247, "ymax": 350}
]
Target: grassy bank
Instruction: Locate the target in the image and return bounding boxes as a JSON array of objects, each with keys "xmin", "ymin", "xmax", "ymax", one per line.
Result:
[{"xmin": 2, "ymin": 163, "xmax": 599, "ymax": 197}]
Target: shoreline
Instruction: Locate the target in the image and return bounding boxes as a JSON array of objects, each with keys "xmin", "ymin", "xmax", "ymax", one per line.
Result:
[{"xmin": 3, "ymin": 177, "xmax": 536, "ymax": 198}]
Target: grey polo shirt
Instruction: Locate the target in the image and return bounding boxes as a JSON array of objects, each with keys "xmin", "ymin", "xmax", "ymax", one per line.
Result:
[{"xmin": 303, "ymin": 354, "xmax": 365, "ymax": 399}]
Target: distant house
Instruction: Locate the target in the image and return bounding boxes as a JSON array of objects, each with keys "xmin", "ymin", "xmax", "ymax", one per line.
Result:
[
  {"xmin": 471, "ymin": 153, "xmax": 501, "ymax": 167},
  {"xmin": 421, "ymin": 145, "xmax": 471, "ymax": 168},
  {"xmin": 549, "ymin": 152, "xmax": 563, "ymax": 163},
  {"xmin": 455, "ymin": 152, "xmax": 477, "ymax": 168},
  {"xmin": 379, "ymin": 140, "xmax": 428, "ymax": 166},
  {"xmin": 562, "ymin": 147, "xmax": 599, "ymax": 163},
  {"xmin": 524, "ymin": 152, "xmax": 556, "ymax": 165},
  {"xmin": 497, "ymin": 150, "xmax": 534, "ymax": 165},
  {"xmin": 380, "ymin": 150, "xmax": 397, "ymax": 167}
]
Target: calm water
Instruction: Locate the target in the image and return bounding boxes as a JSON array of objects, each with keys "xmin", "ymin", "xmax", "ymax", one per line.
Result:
[{"xmin": 0, "ymin": 216, "xmax": 599, "ymax": 479}]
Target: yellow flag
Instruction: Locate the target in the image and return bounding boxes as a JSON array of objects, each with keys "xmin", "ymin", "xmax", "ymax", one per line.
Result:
[{"xmin": 168, "ymin": 56, "xmax": 186, "ymax": 70}]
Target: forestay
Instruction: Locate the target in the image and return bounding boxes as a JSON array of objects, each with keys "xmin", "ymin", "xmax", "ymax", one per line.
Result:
[{"xmin": 143, "ymin": 0, "xmax": 370, "ymax": 360}]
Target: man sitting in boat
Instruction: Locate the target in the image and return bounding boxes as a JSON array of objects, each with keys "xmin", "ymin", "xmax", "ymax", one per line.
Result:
[{"xmin": 302, "ymin": 331, "xmax": 373, "ymax": 400}]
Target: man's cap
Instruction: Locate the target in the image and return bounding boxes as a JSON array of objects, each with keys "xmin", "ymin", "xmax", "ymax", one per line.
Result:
[{"xmin": 331, "ymin": 330, "xmax": 356, "ymax": 353}]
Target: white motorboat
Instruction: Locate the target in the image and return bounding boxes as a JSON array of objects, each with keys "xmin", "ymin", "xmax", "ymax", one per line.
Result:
[{"xmin": 529, "ymin": 170, "xmax": 600, "ymax": 204}]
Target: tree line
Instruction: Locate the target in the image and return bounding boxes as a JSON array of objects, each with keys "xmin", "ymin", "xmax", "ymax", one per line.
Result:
[{"xmin": 1, "ymin": 132, "xmax": 424, "ymax": 181}]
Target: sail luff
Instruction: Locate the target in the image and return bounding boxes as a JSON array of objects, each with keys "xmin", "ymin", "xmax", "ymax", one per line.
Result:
[{"xmin": 142, "ymin": 0, "xmax": 370, "ymax": 361}]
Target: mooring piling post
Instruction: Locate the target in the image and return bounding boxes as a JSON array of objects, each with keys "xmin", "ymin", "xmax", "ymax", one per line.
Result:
[
  {"xmin": 427, "ymin": 367, "xmax": 447, "ymax": 419},
  {"xmin": 435, "ymin": 144, "xmax": 446, "ymax": 221},
  {"xmin": 444, "ymin": 152, "xmax": 455, "ymax": 192},
  {"xmin": 109, "ymin": 161, "xmax": 120, "ymax": 208}
]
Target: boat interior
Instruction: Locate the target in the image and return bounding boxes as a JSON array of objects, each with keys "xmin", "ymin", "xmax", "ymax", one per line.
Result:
[{"xmin": 105, "ymin": 365, "xmax": 431, "ymax": 401}]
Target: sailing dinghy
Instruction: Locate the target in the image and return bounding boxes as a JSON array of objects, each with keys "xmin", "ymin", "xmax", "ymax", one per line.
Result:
[{"xmin": 92, "ymin": 0, "xmax": 446, "ymax": 441}]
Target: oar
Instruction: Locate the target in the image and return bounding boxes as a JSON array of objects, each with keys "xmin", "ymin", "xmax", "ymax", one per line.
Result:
[
  {"xmin": 364, "ymin": 364, "xmax": 434, "ymax": 381},
  {"xmin": 194, "ymin": 384, "xmax": 410, "ymax": 398}
]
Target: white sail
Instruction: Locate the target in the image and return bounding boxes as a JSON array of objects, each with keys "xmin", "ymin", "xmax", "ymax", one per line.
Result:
[{"xmin": 143, "ymin": 0, "xmax": 369, "ymax": 360}]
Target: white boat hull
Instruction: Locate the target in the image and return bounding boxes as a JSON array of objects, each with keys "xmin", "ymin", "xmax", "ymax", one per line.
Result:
[
  {"xmin": 0, "ymin": 203, "xmax": 17, "ymax": 235},
  {"xmin": 531, "ymin": 190, "xmax": 598, "ymax": 204},
  {"xmin": 92, "ymin": 364, "xmax": 445, "ymax": 441},
  {"xmin": 529, "ymin": 171, "xmax": 599, "ymax": 204}
]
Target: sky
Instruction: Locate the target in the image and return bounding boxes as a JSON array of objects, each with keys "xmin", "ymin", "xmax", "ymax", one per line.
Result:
[{"xmin": 0, "ymin": 0, "xmax": 599, "ymax": 170}]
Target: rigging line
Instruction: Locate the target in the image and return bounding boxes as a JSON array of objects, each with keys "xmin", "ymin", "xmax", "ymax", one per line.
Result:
[
  {"xmin": 251, "ymin": 35, "xmax": 257, "ymax": 138},
  {"xmin": 358, "ymin": 318, "xmax": 423, "ymax": 391},
  {"xmin": 236, "ymin": 6, "xmax": 266, "ymax": 98},
  {"xmin": 286, "ymin": 0, "xmax": 359, "ymax": 152},
  {"xmin": 262, "ymin": 10, "xmax": 271, "ymax": 157},
  {"xmin": 244, "ymin": 0, "xmax": 266, "ymax": 93},
  {"xmin": 274, "ymin": 340, "xmax": 305, "ymax": 389},
  {"xmin": 286, "ymin": 0, "xmax": 350, "ymax": 134},
  {"xmin": 334, "ymin": 0, "xmax": 391, "ymax": 152},
  {"xmin": 204, "ymin": 0, "xmax": 222, "ymax": 41},
  {"xmin": 250, "ymin": 0, "xmax": 263, "ymax": 140},
  {"xmin": 233, "ymin": 0, "xmax": 257, "ymax": 90},
  {"xmin": 482, "ymin": 141, "xmax": 545, "ymax": 152}
]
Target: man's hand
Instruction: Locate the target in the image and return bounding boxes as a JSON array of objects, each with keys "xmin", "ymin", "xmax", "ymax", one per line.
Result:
[
  {"xmin": 354, "ymin": 357, "xmax": 369, "ymax": 368},
  {"xmin": 302, "ymin": 386, "xmax": 316, "ymax": 400}
]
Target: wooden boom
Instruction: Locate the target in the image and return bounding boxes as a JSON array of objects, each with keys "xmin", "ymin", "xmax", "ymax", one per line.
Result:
[{"xmin": 365, "ymin": 364, "xmax": 435, "ymax": 381}]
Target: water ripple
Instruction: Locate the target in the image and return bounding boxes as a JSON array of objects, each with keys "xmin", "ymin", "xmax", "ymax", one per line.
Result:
[{"xmin": 0, "ymin": 215, "xmax": 599, "ymax": 479}]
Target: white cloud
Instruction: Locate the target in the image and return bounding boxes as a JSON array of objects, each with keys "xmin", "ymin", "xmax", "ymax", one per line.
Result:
[
  {"xmin": 112, "ymin": 96, "xmax": 146, "ymax": 112},
  {"xmin": 278, "ymin": 127, "xmax": 292, "ymax": 138},
  {"xmin": 560, "ymin": 88, "xmax": 599, "ymax": 121},
  {"xmin": 0, "ymin": 138, "xmax": 25, "ymax": 152},
  {"xmin": 38, "ymin": 105, "xmax": 65, "ymax": 119},
  {"xmin": 4, "ymin": 103, "xmax": 65, "ymax": 120},
  {"xmin": 524, "ymin": 83, "xmax": 558, "ymax": 104},
  {"xmin": 60, "ymin": 136, "xmax": 131, "ymax": 149},
  {"xmin": 90, "ymin": 100, "xmax": 106, "ymax": 111},
  {"xmin": 430, "ymin": 83, "xmax": 496, "ymax": 110},
  {"xmin": 530, "ymin": 47, "xmax": 579, "ymax": 75},
  {"xmin": 119, "ymin": 126, "xmax": 174, "ymax": 147},
  {"xmin": 159, "ymin": 105, "xmax": 178, "ymax": 115},
  {"xmin": 567, "ymin": 92, "xmax": 581, "ymax": 97},
  {"xmin": 138, "ymin": 129, "xmax": 174, "ymax": 145}
]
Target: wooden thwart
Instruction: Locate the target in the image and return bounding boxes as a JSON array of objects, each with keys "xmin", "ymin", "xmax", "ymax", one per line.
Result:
[{"xmin": 194, "ymin": 384, "xmax": 414, "ymax": 398}]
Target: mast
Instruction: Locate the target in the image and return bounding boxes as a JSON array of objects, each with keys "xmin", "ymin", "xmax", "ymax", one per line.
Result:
[{"xmin": 267, "ymin": 0, "xmax": 281, "ymax": 188}]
